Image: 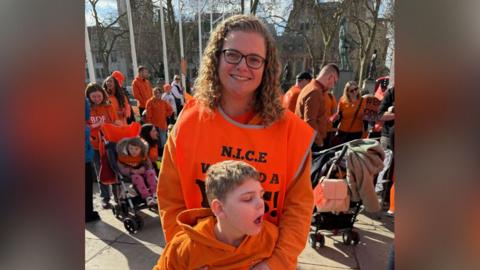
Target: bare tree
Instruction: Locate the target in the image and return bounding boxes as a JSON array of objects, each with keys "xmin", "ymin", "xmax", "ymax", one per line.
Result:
[
  {"xmin": 87, "ymin": 0, "xmax": 128, "ymax": 75},
  {"xmin": 349, "ymin": 0, "xmax": 382, "ymax": 86}
]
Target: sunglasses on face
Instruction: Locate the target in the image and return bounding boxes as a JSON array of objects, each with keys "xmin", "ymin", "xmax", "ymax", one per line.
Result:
[
  {"xmin": 348, "ymin": 87, "xmax": 358, "ymax": 93},
  {"xmin": 222, "ymin": 49, "xmax": 266, "ymax": 70}
]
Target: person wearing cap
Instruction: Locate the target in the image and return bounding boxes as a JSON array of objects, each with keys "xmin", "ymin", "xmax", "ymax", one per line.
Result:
[
  {"xmin": 295, "ymin": 63, "xmax": 339, "ymax": 152},
  {"xmin": 132, "ymin": 66, "xmax": 154, "ymax": 117},
  {"xmin": 282, "ymin": 72, "xmax": 312, "ymax": 112},
  {"xmin": 170, "ymin": 74, "xmax": 185, "ymax": 114}
]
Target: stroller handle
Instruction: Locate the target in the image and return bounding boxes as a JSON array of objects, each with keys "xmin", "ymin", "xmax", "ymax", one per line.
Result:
[{"xmin": 335, "ymin": 145, "xmax": 349, "ymax": 165}]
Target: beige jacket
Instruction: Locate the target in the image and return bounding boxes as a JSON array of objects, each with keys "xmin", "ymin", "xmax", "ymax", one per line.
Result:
[{"xmin": 346, "ymin": 139, "xmax": 385, "ymax": 212}]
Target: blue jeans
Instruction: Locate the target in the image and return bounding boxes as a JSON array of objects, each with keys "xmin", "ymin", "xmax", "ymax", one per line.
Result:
[
  {"xmin": 93, "ymin": 150, "xmax": 110, "ymax": 200},
  {"xmin": 157, "ymin": 128, "xmax": 167, "ymax": 158}
]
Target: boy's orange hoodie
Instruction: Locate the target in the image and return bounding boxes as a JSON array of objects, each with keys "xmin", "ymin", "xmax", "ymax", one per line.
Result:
[
  {"xmin": 145, "ymin": 97, "xmax": 173, "ymax": 130},
  {"xmin": 153, "ymin": 208, "xmax": 278, "ymax": 270}
]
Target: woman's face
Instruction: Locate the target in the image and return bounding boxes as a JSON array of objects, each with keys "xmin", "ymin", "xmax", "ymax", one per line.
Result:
[
  {"xmin": 149, "ymin": 127, "xmax": 158, "ymax": 140},
  {"xmin": 106, "ymin": 77, "xmax": 115, "ymax": 91},
  {"xmin": 347, "ymin": 85, "xmax": 359, "ymax": 100},
  {"xmin": 218, "ymin": 31, "xmax": 266, "ymax": 104}
]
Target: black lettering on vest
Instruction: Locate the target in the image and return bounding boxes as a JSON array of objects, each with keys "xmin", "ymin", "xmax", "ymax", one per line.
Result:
[
  {"xmin": 263, "ymin": 191, "xmax": 279, "ymax": 218},
  {"xmin": 269, "ymin": 173, "xmax": 279, "ymax": 184},
  {"xmin": 201, "ymin": 162, "xmax": 211, "ymax": 174},
  {"xmin": 221, "ymin": 146, "xmax": 233, "ymax": 158},
  {"xmin": 195, "ymin": 179, "xmax": 210, "ymax": 208},
  {"xmin": 245, "ymin": 150, "xmax": 255, "ymax": 161},
  {"xmin": 234, "ymin": 148, "xmax": 242, "ymax": 159},
  {"xmin": 257, "ymin": 152, "xmax": 268, "ymax": 163},
  {"xmin": 258, "ymin": 172, "xmax": 267, "ymax": 183}
]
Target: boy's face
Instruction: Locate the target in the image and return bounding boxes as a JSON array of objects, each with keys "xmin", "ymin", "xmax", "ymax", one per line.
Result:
[
  {"xmin": 154, "ymin": 89, "xmax": 162, "ymax": 99},
  {"xmin": 219, "ymin": 178, "xmax": 265, "ymax": 236}
]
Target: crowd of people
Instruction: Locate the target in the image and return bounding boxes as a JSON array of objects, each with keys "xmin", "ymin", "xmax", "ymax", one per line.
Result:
[{"xmin": 85, "ymin": 14, "xmax": 395, "ymax": 270}]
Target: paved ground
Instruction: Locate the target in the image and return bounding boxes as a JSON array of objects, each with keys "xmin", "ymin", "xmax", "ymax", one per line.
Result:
[{"xmin": 86, "ymin": 184, "xmax": 394, "ymax": 270}]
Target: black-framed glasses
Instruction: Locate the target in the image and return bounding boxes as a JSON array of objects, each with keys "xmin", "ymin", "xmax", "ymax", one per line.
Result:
[{"xmin": 221, "ymin": 49, "xmax": 266, "ymax": 69}]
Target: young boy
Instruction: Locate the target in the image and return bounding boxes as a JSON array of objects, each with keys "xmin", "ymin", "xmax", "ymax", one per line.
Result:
[
  {"xmin": 145, "ymin": 87, "xmax": 173, "ymax": 156},
  {"xmin": 153, "ymin": 160, "xmax": 278, "ymax": 270}
]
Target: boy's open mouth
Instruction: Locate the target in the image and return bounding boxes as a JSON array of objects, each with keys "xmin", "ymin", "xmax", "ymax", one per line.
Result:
[{"xmin": 254, "ymin": 215, "xmax": 263, "ymax": 225}]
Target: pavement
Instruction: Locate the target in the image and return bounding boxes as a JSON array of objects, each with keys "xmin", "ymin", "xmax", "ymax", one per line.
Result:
[{"xmin": 86, "ymin": 184, "xmax": 394, "ymax": 270}]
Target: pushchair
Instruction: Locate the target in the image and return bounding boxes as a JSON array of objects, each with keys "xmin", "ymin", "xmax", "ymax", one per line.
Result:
[
  {"xmin": 98, "ymin": 122, "xmax": 158, "ymax": 234},
  {"xmin": 309, "ymin": 139, "xmax": 385, "ymax": 248}
]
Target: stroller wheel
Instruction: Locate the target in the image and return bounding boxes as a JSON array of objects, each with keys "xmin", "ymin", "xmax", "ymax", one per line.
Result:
[
  {"xmin": 134, "ymin": 215, "xmax": 144, "ymax": 230},
  {"xmin": 319, "ymin": 234, "xmax": 325, "ymax": 247},
  {"xmin": 342, "ymin": 231, "xmax": 353, "ymax": 245},
  {"xmin": 123, "ymin": 217, "xmax": 139, "ymax": 234},
  {"xmin": 308, "ymin": 232, "xmax": 317, "ymax": 248},
  {"xmin": 351, "ymin": 231, "xmax": 360, "ymax": 245}
]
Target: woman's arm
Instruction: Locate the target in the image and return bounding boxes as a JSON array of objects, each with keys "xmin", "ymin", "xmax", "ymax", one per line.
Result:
[{"xmin": 263, "ymin": 155, "xmax": 314, "ymax": 270}]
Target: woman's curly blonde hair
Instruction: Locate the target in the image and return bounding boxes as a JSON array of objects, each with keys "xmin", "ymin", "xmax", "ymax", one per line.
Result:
[{"xmin": 193, "ymin": 14, "xmax": 284, "ymax": 126}]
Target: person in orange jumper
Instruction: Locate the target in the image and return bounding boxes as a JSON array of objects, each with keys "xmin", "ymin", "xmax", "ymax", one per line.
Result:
[
  {"xmin": 103, "ymin": 76, "xmax": 131, "ymax": 125},
  {"xmin": 145, "ymin": 87, "xmax": 173, "ymax": 156},
  {"xmin": 282, "ymin": 71, "xmax": 312, "ymax": 112},
  {"xmin": 154, "ymin": 160, "xmax": 278, "ymax": 270},
  {"xmin": 332, "ymin": 81, "xmax": 367, "ymax": 145},
  {"xmin": 132, "ymin": 66, "xmax": 154, "ymax": 117},
  {"xmin": 85, "ymin": 82, "xmax": 121, "ymax": 209},
  {"xmin": 157, "ymin": 15, "xmax": 315, "ymax": 270},
  {"xmin": 295, "ymin": 63, "xmax": 340, "ymax": 152}
]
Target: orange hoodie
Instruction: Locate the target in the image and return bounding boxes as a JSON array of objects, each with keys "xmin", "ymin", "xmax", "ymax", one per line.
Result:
[
  {"xmin": 89, "ymin": 104, "xmax": 117, "ymax": 149},
  {"xmin": 157, "ymin": 99, "xmax": 315, "ymax": 270},
  {"xmin": 153, "ymin": 208, "xmax": 278, "ymax": 270},
  {"xmin": 109, "ymin": 95, "xmax": 131, "ymax": 126},
  {"xmin": 146, "ymin": 97, "xmax": 173, "ymax": 130},
  {"xmin": 282, "ymin": 85, "xmax": 302, "ymax": 112},
  {"xmin": 132, "ymin": 76, "xmax": 153, "ymax": 108}
]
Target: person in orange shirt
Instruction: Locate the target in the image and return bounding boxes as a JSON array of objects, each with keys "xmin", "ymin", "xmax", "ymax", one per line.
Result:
[
  {"xmin": 145, "ymin": 87, "xmax": 173, "ymax": 156},
  {"xmin": 332, "ymin": 81, "xmax": 366, "ymax": 145},
  {"xmin": 103, "ymin": 76, "xmax": 131, "ymax": 125},
  {"xmin": 132, "ymin": 66, "xmax": 154, "ymax": 117},
  {"xmin": 281, "ymin": 72, "xmax": 312, "ymax": 112},
  {"xmin": 85, "ymin": 82, "xmax": 121, "ymax": 209},
  {"xmin": 154, "ymin": 160, "xmax": 278, "ymax": 270},
  {"xmin": 157, "ymin": 15, "xmax": 315, "ymax": 270}
]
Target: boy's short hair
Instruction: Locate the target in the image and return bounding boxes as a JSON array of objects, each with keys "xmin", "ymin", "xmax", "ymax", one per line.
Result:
[{"xmin": 206, "ymin": 160, "xmax": 260, "ymax": 204}]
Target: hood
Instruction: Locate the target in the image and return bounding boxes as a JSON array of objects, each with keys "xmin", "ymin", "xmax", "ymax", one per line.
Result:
[
  {"xmin": 116, "ymin": 137, "xmax": 148, "ymax": 166},
  {"xmin": 176, "ymin": 208, "xmax": 237, "ymax": 252}
]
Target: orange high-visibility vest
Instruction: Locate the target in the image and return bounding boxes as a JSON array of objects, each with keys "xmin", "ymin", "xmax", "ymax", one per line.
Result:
[{"xmin": 173, "ymin": 100, "xmax": 315, "ymax": 225}]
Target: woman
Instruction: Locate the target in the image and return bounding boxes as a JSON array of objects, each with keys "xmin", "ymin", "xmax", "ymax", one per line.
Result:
[
  {"xmin": 103, "ymin": 76, "xmax": 131, "ymax": 125},
  {"xmin": 156, "ymin": 15, "xmax": 315, "ymax": 270},
  {"xmin": 140, "ymin": 123, "xmax": 160, "ymax": 174},
  {"xmin": 334, "ymin": 81, "xmax": 366, "ymax": 144}
]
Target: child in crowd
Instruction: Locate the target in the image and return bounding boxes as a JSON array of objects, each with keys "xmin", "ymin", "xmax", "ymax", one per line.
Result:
[
  {"xmin": 85, "ymin": 82, "xmax": 122, "ymax": 209},
  {"xmin": 145, "ymin": 87, "xmax": 173, "ymax": 156},
  {"xmin": 116, "ymin": 137, "xmax": 158, "ymax": 206},
  {"xmin": 153, "ymin": 160, "xmax": 278, "ymax": 270}
]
